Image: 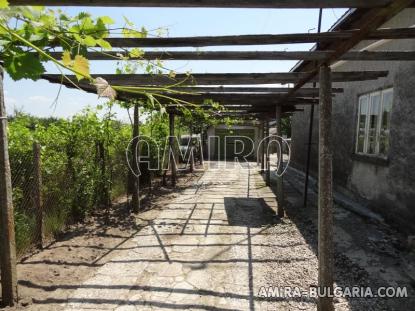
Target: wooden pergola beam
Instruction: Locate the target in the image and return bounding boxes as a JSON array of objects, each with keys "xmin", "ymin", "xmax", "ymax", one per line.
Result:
[
  {"xmin": 154, "ymin": 87, "xmax": 344, "ymax": 95},
  {"xmin": 41, "ymin": 28, "xmax": 415, "ymax": 48},
  {"xmin": 45, "ymin": 50, "xmax": 415, "ymax": 61},
  {"xmin": 41, "ymin": 75, "xmax": 320, "ymax": 105},
  {"xmin": 134, "ymin": 96, "xmax": 319, "ymax": 106},
  {"xmin": 165, "ymin": 104, "xmax": 299, "ymax": 113},
  {"xmin": 42, "ymin": 71, "xmax": 388, "ymax": 86},
  {"xmin": 137, "ymin": 93, "xmax": 316, "ymax": 101},
  {"xmin": 209, "ymin": 112, "xmax": 297, "ymax": 120},
  {"xmin": 8, "ymin": 0, "xmax": 398, "ymax": 8},
  {"xmin": 158, "ymin": 97, "xmax": 318, "ymax": 105}
]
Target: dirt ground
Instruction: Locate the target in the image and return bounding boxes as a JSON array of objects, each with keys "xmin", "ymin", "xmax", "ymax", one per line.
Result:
[
  {"xmin": 1, "ymin": 161, "xmax": 414, "ymax": 310},
  {"xmin": 1, "ymin": 170, "xmax": 204, "ymax": 310}
]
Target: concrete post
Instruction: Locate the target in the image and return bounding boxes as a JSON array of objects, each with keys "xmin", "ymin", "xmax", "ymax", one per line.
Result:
[
  {"xmin": 275, "ymin": 105, "xmax": 285, "ymax": 218},
  {"xmin": 318, "ymin": 64, "xmax": 334, "ymax": 311},
  {"xmin": 0, "ymin": 65, "xmax": 18, "ymax": 307}
]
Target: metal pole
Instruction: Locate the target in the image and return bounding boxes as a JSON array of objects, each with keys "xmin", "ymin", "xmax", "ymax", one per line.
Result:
[
  {"xmin": 265, "ymin": 121, "xmax": 270, "ymax": 186},
  {"xmin": 275, "ymin": 106, "xmax": 285, "ymax": 217},
  {"xmin": 318, "ymin": 64, "xmax": 334, "ymax": 311},
  {"xmin": 0, "ymin": 64, "xmax": 18, "ymax": 307},
  {"xmin": 304, "ymin": 8, "xmax": 323, "ymax": 208},
  {"xmin": 199, "ymin": 128, "xmax": 204, "ymax": 166},
  {"xmin": 257, "ymin": 123, "xmax": 261, "ymax": 167},
  {"xmin": 261, "ymin": 122, "xmax": 266, "ymax": 173},
  {"xmin": 169, "ymin": 112, "xmax": 177, "ymax": 187},
  {"xmin": 131, "ymin": 103, "xmax": 140, "ymax": 212},
  {"xmin": 189, "ymin": 125, "xmax": 194, "ymax": 173},
  {"xmin": 260, "ymin": 121, "xmax": 265, "ymax": 173}
]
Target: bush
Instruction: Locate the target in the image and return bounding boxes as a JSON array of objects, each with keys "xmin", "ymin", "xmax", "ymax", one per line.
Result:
[{"xmin": 8, "ymin": 108, "xmax": 131, "ymax": 255}]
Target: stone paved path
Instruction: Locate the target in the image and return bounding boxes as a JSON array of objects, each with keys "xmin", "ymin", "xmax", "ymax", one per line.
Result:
[
  {"xmin": 18, "ymin": 161, "xmax": 413, "ymax": 311},
  {"xmin": 60, "ymin": 162, "xmax": 317, "ymax": 311}
]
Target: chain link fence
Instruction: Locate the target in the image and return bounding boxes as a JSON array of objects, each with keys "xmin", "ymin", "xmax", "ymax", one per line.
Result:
[{"xmin": 9, "ymin": 139, "xmax": 128, "ymax": 257}]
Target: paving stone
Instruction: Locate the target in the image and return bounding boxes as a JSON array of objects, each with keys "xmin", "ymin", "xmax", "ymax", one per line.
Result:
[{"xmin": 60, "ymin": 162, "xmax": 321, "ymax": 310}]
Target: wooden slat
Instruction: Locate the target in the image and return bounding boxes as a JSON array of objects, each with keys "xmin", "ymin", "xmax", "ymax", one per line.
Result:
[
  {"xmin": 46, "ymin": 50, "xmax": 415, "ymax": 61},
  {"xmin": 74, "ymin": 28, "xmax": 415, "ymax": 47},
  {"xmin": 42, "ymin": 71, "xmax": 388, "ymax": 86},
  {"xmin": 40, "ymin": 74, "xmax": 319, "ymax": 105},
  {"xmin": 207, "ymin": 107, "xmax": 296, "ymax": 113},
  {"xmin": 8, "ymin": 0, "xmax": 395, "ymax": 8},
  {"xmin": 129, "ymin": 95, "xmax": 319, "ymax": 106},
  {"xmin": 134, "ymin": 93, "xmax": 319, "ymax": 103},
  {"xmin": 163, "ymin": 86, "xmax": 344, "ymax": 95}
]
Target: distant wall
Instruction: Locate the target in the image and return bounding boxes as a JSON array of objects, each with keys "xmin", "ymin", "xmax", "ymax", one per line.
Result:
[
  {"xmin": 291, "ymin": 9, "xmax": 415, "ymax": 234},
  {"xmin": 206, "ymin": 124, "xmax": 260, "ymax": 160}
]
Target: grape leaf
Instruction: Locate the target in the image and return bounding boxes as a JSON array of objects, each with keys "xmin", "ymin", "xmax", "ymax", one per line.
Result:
[
  {"xmin": 96, "ymin": 38, "xmax": 112, "ymax": 50},
  {"xmin": 99, "ymin": 16, "xmax": 114, "ymax": 25},
  {"xmin": 4, "ymin": 53, "xmax": 45, "ymax": 81},
  {"xmin": 62, "ymin": 50, "xmax": 72, "ymax": 66},
  {"xmin": 73, "ymin": 55, "xmax": 90, "ymax": 81},
  {"xmin": 82, "ymin": 35, "xmax": 96, "ymax": 47},
  {"xmin": 130, "ymin": 48, "xmax": 144, "ymax": 58},
  {"xmin": 0, "ymin": 0, "xmax": 9, "ymax": 9}
]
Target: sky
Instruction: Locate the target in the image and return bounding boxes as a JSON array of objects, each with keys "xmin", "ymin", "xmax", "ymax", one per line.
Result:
[{"xmin": 4, "ymin": 7, "xmax": 347, "ymax": 122}]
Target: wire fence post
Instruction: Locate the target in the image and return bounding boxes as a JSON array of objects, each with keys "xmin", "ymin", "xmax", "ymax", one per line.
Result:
[
  {"xmin": 33, "ymin": 141, "xmax": 44, "ymax": 249},
  {"xmin": 0, "ymin": 64, "xmax": 18, "ymax": 307}
]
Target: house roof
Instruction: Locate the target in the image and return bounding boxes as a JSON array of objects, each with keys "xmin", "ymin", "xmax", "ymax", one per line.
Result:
[{"xmin": 291, "ymin": 8, "xmax": 372, "ymax": 72}]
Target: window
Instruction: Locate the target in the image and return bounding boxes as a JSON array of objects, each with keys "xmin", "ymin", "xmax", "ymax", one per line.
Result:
[{"xmin": 355, "ymin": 88, "xmax": 393, "ymax": 157}]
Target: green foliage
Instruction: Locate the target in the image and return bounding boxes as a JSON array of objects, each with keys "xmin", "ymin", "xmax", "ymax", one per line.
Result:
[
  {"xmin": 0, "ymin": 6, "xmax": 149, "ymax": 85},
  {"xmin": 4, "ymin": 52, "xmax": 45, "ymax": 81},
  {"xmin": 0, "ymin": 5, "xmax": 228, "ymax": 122},
  {"xmin": 14, "ymin": 209, "xmax": 35, "ymax": 253},
  {"xmin": 140, "ymin": 111, "xmax": 170, "ymax": 170},
  {"xmin": 281, "ymin": 116, "xmax": 292, "ymax": 137},
  {"xmin": 8, "ymin": 107, "xmax": 131, "ymax": 255},
  {"xmin": 0, "ymin": 0, "xmax": 9, "ymax": 9},
  {"xmin": 0, "ymin": 6, "xmax": 114, "ymax": 80}
]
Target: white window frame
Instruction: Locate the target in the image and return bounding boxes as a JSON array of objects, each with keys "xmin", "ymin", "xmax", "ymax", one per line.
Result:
[
  {"xmin": 356, "ymin": 94, "xmax": 369, "ymax": 154},
  {"xmin": 355, "ymin": 88, "xmax": 393, "ymax": 157}
]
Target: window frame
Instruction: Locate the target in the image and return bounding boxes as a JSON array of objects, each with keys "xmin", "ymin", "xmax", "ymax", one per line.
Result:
[
  {"xmin": 355, "ymin": 94, "xmax": 369, "ymax": 154},
  {"xmin": 379, "ymin": 88, "xmax": 393, "ymax": 156},
  {"xmin": 355, "ymin": 87, "xmax": 393, "ymax": 158}
]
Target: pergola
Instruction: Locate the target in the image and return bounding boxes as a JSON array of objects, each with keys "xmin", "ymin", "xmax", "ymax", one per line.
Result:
[{"xmin": 1, "ymin": 1, "xmax": 414, "ymax": 310}]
